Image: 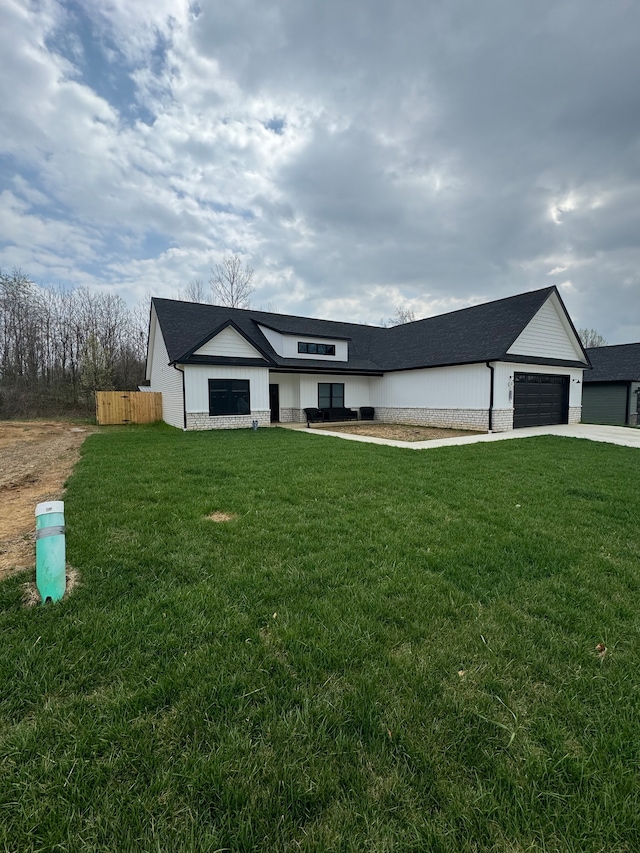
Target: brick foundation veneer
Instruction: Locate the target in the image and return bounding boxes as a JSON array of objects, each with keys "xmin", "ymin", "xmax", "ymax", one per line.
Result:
[
  {"xmin": 374, "ymin": 407, "xmax": 490, "ymax": 431},
  {"xmin": 186, "ymin": 410, "xmax": 271, "ymax": 430},
  {"xmin": 568, "ymin": 406, "xmax": 581, "ymax": 424}
]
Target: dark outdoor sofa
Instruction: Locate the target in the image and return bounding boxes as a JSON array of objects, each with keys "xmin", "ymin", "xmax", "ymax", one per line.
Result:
[
  {"xmin": 324, "ymin": 407, "xmax": 358, "ymax": 421},
  {"xmin": 304, "ymin": 407, "xmax": 359, "ymax": 423}
]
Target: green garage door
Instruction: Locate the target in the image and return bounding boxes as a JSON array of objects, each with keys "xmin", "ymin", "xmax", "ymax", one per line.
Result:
[
  {"xmin": 581, "ymin": 383, "xmax": 627, "ymax": 425},
  {"xmin": 513, "ymin": 373, "xmax": 569, "ymax": 428}
]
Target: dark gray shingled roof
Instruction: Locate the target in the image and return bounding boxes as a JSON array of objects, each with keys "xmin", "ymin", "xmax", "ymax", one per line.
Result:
[
  {"xmin": 151, "ymin": 300, "xmax": 388, "ymax": 373},
  {"xmin": 377, "ymin": 286, "xmax": 586, "ymax": 370},
  {"xmin": 584, "ymin": 343, "xmax": 640, "ymax": 382},
  {"xmin": 151, "ymin": 285, "xmax": 588, "ymax": 373}
]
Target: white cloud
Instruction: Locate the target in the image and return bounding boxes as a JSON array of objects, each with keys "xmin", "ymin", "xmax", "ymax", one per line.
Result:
[{"xmin": 0, "ymin": 0, "xmax": 638, "ymax": 340}]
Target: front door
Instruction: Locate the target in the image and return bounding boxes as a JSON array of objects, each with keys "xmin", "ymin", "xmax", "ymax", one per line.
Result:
[{"xmin": 269, "ymin": 384, "xmax": 280, "ymax": 423}]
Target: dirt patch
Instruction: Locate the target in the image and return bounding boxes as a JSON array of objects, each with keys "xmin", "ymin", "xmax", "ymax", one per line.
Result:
[
  {"xmin": 21, "ymin": 566, "xmax": 82, "ymax": 607},
  {"xmin": 314, "ymin": 422, "xmax": 485, "ymax": 442},
  {"xmin": 206, "ymin": 511, "xmax": 237, "ymax": 522},
  {"xmin": 0, "ymin": 421, "xmax": 95, "ymax": 581}
]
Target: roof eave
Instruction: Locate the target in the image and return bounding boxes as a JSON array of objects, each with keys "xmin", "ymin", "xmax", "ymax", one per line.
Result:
[
  {"xmin": 381, "ymin": 353, "xmax": 589, "ymax": 372},
  {"xmin": 174, "ymin": 355, "xmax": 274, "ymax": 368},
  {"xmin": 269, "ymin": 367, "xmax": 384, "ymax": 377},
  {"xmin": 501, "ymin": 354, "xmax": 590, "ymax": 370},
  {"xmin": 254, "ymin": 319, "xmax": 353, "ymax": 341},
  {"xmin": 583, "ymin": 376, "xmax": 639, "ymax": 384}
]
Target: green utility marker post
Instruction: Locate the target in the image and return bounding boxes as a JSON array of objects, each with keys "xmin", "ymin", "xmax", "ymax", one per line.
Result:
[{"xmin": 35, "ymin": 501, "xmax": 66, "ymax": 603}]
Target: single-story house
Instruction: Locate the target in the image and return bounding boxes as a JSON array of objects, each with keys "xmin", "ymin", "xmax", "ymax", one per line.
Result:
[
  {"xmin": 582, "ymin": 343, "xmax": 640, "ymax": 426},
  {"xmin": 145, "ymin": 285, "xmax": 590, "ymax": 432}
]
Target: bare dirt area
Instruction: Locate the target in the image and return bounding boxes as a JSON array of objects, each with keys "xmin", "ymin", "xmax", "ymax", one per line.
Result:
[
  {"xmin": 314, "ymin": 422, "xmax": 485, "ymax": 442},
  {"xmin": 0, "ymin": 421, "xmax": 94, "ymax": 581}
]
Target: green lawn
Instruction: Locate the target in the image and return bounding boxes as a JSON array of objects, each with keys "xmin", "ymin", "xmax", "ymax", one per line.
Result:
[{"xmin": 1, "ymin": 425, "xmax": 639, "ymax": 852}]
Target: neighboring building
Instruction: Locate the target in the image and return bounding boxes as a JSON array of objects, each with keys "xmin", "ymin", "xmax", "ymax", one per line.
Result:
[
  {"xmin": 145, "ymin": 285, "xmax": 589, "ymax": 432},
  {"xmin": 583, "ymin": 343, "xmax": 640, "ymax": 426}
]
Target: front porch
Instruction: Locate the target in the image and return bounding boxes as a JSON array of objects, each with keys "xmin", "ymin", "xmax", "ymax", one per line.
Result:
[{"xmin": 267, "ymin": 372, "xmax": 376, "ymax": 424}]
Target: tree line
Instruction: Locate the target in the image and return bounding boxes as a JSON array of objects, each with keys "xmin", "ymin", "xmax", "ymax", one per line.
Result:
[
  {"xmin": 1, "ymin": 262, "xmax": 609, "ymax": 420},
  {"xmin": 0, "ymin": 269, "xmax": 147, "ymax": 419},
  {"xmin": 0, "ymin": 255, "xmax": 256, "ymax": 420}
]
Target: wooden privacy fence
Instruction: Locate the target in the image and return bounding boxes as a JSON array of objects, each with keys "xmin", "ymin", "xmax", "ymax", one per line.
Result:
[{"xmin": 95, "ymin": 391, "xmax": 162, "ymax": 425}]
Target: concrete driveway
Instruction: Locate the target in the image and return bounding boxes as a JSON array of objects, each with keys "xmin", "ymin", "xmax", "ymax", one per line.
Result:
[{"xmin": 293, "ymin": 422, "xmax": 640, "ymax": 450}]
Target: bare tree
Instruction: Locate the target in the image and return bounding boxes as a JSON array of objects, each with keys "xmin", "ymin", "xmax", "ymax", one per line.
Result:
[
  {"xmin": 0, "ymin": 268, "xmax": 147, "ymax": 418},
  {"xmin": 381, "ymin": 305, "xmax": 417, "ymax": 327},
  {"xmin": 182, "ymin": 278, "xmax": 209, "ymax": 303},
  {"xmin": 209, "ymin": 255, "xmax": 255, "ymax": 308},
  {"xmin": 578, "ymin": 328, "xmax": 607, "ymax": 348},
  {"xmin": 130, "ymin": 293, "xmax": 153, "ymax": 365}
]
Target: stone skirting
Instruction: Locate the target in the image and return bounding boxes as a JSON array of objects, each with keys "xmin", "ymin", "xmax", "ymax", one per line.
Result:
[
  {"xmin": 187, "ymin": 405, "xmax": 582, "ymax": 432},
  {"xmin": 374, "ymin": 407, "xmax": 490, "ymax": 431},
  {"xmin": 489, "ymin": 408, "xmax": 513, "ymax": 432},
  {"xmin": 186, "ymin": 410, "xmax": 271, "ymax": 430},
  {"xmin": 278, "ymin": 408, "xmax": 306, "ymax": 423}
]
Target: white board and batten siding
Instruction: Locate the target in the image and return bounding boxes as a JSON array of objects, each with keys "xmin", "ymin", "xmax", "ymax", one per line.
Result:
[
  {"xmin": 371, "ymin": 363, "xmax": 490, "ymax": 409},
  {"xmin": 257, "ymin": 325, "xmax": 348, "ymax": 361},
  {"xmin": 184, "ymin": 365, "xmax": 270, "ymax": 413},
  {"xmin": 298, "ymin": 374, "xmax": 373, "ymax": 409},
  {"xmin": 270, "ymin": 374, "xmax": 300, "ymax": 409},
  {"xmin": 491, "ymin": 361, "xmax": 584, "ymax": 409},
  {"xmin": 193, "ymin": 326, "xmax": 266, "ymax": 359},
  {"xmin": 507, "ymin": 292, "xmax": 585, "ymax": 362},
  {"xmin": 148, "ymin": 306, "xmax": 185, "ymax": 429}
]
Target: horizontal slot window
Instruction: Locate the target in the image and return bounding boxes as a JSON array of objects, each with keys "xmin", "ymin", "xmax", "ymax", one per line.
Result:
[{"xmin": 298, "ymin": 341, "xmax": 336, "ymax": 356}]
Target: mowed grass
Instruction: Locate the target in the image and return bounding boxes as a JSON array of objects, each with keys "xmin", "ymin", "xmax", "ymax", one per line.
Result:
[{"xmin": 1, "ymin": 425, "xmax": 639, "ymax": 853}]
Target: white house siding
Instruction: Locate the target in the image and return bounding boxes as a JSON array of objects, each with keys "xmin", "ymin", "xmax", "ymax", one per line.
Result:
[
  {"xmin": 300, "ymin": 374, "xmax": 373, "ymax": 412},
  {"xmin": 257, "ymin": 324, "xmax": 348, "ymax": 361},
  {"xmin": 193, "ymin": 326, "xmax": 266, "ymax": 359},
  {"xmin": 148, "ymin": 309, "xmax": 185, "ymax": 429},
  {"xmin": 491, "ymin": 361, "xmax": 585, "ymax": 428},
  {"xmin": 371, "ymin": 364, "xmax": 491, "ymax": 430},
  {"xmin": 184, "ymin": 365, "xmax": 270, "ymax": 430},
  {"xmin": 268, "ymin": 374, "xmax": 300, "ymax": 422},
  {"xmin": 507, "ymin": 294, "xmax": 585, "ymax": 362},
  {"xmin": 257, "ymin": 325, "xmax": 284, "ymax": 355}
]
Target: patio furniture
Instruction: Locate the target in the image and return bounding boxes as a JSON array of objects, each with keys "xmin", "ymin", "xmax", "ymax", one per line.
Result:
[
  {"xmin": 304, "ymin": 407, "xmax": 327, "ymax": 423},
  {"xmin": 322, "ymin": 407, "xmax": 358, "ymax": 421}
]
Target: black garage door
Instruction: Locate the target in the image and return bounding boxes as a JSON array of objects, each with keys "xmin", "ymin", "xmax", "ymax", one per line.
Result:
[{"xmin": 513, "ymin": 373, "xmax": 569, "ymax": 428}]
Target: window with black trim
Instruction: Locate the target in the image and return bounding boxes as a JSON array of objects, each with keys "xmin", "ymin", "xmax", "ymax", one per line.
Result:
[
  {"xmin": 208, "ymin": 379, "xmax": 251, "ymax": 416},
  {"xmin": 298, "ymin": 341, "xmax": 336, "ymax": 356},
  {"xmin": 318, "ymin": 382, "xmax": 344, "ymax": 409}
]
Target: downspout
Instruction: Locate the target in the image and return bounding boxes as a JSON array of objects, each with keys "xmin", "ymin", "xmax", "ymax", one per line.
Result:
[
  {"xmin": 486, "ymin": 362, "xmax": 495, "ymax": 432},
  {"xmin": 625, "ymin": 382, "xmax": 631, "ymax": 426},
  {"xmin": 173, "ymin": 364, "xmax": 187, "ymax": 430}
]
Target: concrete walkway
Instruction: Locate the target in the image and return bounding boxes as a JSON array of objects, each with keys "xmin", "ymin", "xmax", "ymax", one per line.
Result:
[{"xmin": 279, "ymin": 422, "xmax": 640, "ymax": 450}]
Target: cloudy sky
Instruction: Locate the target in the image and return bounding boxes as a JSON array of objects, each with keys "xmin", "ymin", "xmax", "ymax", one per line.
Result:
[{"xmin": 1, "ymin": 0, "xmax": 639, "ymax": 341}]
